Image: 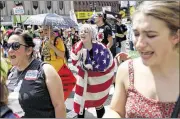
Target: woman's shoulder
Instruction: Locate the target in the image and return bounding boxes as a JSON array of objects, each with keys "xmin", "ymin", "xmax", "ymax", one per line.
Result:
[{"xmin": 116, "ymin": 58, "xmax": 142, "ymax": 83}]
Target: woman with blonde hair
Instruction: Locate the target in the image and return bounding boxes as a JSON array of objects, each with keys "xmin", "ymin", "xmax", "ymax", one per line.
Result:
[
  {"xmin": 0, "ymin": 57, "xmax": 19, "ymax": 118},
  {"xmin": 104, "ymin": 1, "xmax": 180, "ymax": 118},
  {"xmin": 71, "ymin": 24, "xmax": 115, "ymax": 118}
]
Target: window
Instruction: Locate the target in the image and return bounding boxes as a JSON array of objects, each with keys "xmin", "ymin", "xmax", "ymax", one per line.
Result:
[
  {"xmin": 59, "ymin": 1, "xmax": 63, "ymax": 10},
  {"xmin": 74, "ymin": 1, "xmax": 77, "ymax": 11},
  {"xmin": 32, "ymin": 1, "xmax": 38, "ymax": 10},
  {"xmin": 0, "ymin": 1, "xmax": 5, "ymax": 9},
  {"xmin": 47, "ymin": 1, "xmax": 51, "ymax": 10},
  {"xmin": 14, "ymin": 1, "xmax": 23, "ymax": 6}
]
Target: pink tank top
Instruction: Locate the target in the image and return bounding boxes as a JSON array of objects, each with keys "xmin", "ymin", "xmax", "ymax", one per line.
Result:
[{"xmin": 125, "ymin": 60, "xmax": 180, "ymax": 118}]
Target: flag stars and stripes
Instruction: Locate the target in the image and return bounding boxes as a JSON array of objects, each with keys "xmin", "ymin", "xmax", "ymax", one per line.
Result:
[
  {"xmin": 92, "ymin": 61, "xmax": 95, "ymax": 65},
  {"xmin": 100, "ymin": 50, "xmax": 104, "ymax": 56},
  {"xmin": 95, "ymin": 49, "xmax": 99, "ymax": 54},
  {"xmin": 103, "ymin": 59, "xmax": 106, "ymax": 64},
  {"xmin": 95, "ymin": 64, "xmax": 100, "ymax": 69},
  {"xmin": 75, "ymin": 44, "xmax": 79, "ymax": 49}
]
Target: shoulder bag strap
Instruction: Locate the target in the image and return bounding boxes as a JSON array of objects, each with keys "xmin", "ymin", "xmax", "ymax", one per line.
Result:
[{"xmin": 171, "ymin": 95, "xmax": 180, "ymax": 118}]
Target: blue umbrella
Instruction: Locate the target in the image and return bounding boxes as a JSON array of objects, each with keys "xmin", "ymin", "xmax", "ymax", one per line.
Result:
[{"xmin": 23, "ymin": 13, "xmax": 78, "ymax": 28}]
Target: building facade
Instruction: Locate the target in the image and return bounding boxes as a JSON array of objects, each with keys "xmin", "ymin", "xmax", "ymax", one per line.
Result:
[
  {"xmin": 0, "ymin": 1, "xmax": 121, "ymax": 24},
  {"xmin": 0, "ymin": 1, "xmax": 72, "ymax": 16},
  {"xmin": 74, "ymin": 1, "xmax": 120, "ymax": 21}
]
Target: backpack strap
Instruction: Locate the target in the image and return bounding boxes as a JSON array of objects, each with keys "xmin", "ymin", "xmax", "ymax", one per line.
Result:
[{"xmin": 171, "ymin": 95, "xmax": 180, "ymax": 118}]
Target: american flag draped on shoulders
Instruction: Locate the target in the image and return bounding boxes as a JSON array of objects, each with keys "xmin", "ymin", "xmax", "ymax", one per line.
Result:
[{"xmin": 71, "ymin": 40, "xmax": 115, "ymax": 115}]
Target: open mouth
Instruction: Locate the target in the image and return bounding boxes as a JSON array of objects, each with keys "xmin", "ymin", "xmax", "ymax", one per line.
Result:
[
  {"xmin": 140, "ymin": 51, "xmax": 154, "ymax": 59},
  {"xmin": 141, "ymin": 51, "xmax": 154, "ymax": 55},
  {"xmin": 81, "ymin": 36, "xmax": 86, "ymax": 39}
]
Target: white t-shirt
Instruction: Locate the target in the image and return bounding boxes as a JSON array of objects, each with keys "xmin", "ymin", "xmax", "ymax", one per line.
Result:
[{"xmin": 33, "ymin": 38, "xmax": 42, "ymax": 52}]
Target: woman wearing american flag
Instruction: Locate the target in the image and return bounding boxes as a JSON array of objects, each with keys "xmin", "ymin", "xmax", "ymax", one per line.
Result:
[{"xmin": 71, "ymin": 24, "xmax": 115, "ymax": 118}]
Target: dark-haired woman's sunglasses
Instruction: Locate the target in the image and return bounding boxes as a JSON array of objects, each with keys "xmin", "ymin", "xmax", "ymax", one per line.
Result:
[{"xmin": 4, "ymin": 42, "xmax": 28, "ymax": 51}]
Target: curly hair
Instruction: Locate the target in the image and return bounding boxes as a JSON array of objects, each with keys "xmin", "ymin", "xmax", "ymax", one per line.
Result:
[{"xmin": 79, "ymin": 24, "xmax": 97, "ymax": 41}]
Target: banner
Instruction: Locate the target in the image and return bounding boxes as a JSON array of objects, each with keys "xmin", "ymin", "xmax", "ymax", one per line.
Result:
[
  {"xmin": 102, "ymin": 6, "xmax": 115, "ymax": 19},
  {"xmin": 13, "ymin": 6, "xmax": 24, "ymax": 15},
  {"xmin": 102, "ymin": 6, "xmax": 111, "ymax": 13},
  {"xmin": 75, "ymin": 12, "xmax": 93, "ymax": 19},
  {"xmin": 70, "ymin": 10, "xmax": 78, "ymax": 25}
]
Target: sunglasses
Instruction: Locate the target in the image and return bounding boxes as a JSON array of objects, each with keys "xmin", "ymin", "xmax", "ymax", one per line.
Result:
[{"xmin": 4, "ymin": 42, "xmax": 28, "ymax": 51}]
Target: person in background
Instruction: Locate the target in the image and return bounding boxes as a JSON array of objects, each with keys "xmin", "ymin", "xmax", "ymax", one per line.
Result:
[
  {"xmin": 1, "ymin": 29, "xmax": 5, "ymax": 55},
  {"xmin": 25, "ymin": 25, "xmax": 34, "ymax": 38},
  {"xmin": 53, "ymin": 27, "xmax": 60, "ymax": 37},
  {"xmin": 103, "ymin": 1, "xmax": 180, "ymax": 118},
  {"xmin": 115, "ymin": 15, "xmax": 128, "ymax": 54},
  {"xmin": 0, "ymin": 56, "xmax": 19, "ymax": 118},
  {"xmin": 38, "ymin": 28, "xmax": 45, "ymax": 61},
  {"xmin": 41, "ymin": 25, "xmax": 66, "ymax": 71},
  {"xmin": 126, "ymin": 17, "xmax": 135, "ymax": 51},
  {"xmin": 95, "ymin": 12, "xmax": 113, "ymax": 49},
  {"xmin": 70, "ymin": 27, "xmax": 79, "ymax": 46},
  {"xmin": 33, "ymin": 34, "xmax": 42, "ymax": 60},
  {"xmin": 71, "ymin": 24, "xmax": 115, "ymax": 118},
  {"xmin": 6, "ymin": 31, "xmax": 66, "ymax": 118}
]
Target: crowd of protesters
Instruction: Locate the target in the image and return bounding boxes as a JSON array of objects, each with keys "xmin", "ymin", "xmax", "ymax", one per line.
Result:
[{"xmin": 0, "ymin": 1, "xmax": 179, "ymax": 118}]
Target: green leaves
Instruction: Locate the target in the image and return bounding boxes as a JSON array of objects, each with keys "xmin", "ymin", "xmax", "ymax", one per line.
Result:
[{"xmin": 128, "ymin": 50, "xmax": 140, "ymax": 59}]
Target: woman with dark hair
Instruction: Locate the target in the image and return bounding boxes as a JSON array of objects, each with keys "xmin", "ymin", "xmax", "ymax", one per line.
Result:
[{"xmin": 6, "ymin": 32, "xmax": 66, "ymax": 118}]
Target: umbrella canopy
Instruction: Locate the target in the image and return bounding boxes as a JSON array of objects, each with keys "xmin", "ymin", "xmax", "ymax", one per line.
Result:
[{"xmin": 23, "ymin": 13, "xmax": 78, "ymax": 28}]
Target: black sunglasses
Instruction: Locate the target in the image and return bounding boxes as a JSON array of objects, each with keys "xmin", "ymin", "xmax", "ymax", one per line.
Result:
[{"xmin": 4, "ymin": 42, "xmax": 28, "ymax": 51}]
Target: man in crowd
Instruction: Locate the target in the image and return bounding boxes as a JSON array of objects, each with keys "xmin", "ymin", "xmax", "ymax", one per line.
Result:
[
  {"xmin": 95, "ymin": 12, "xmax": 113, "ymax": 49},
  {"xmin": 94, "ymin": 12, "xmax": 116, "ymax": 57},
  {"xmin": 115, "ymin": 15, "xmax": 128, "ymax": 54}
]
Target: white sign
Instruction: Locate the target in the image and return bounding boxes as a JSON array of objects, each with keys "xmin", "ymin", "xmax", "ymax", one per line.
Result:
[
  {"xmin": 102, "ymin": 6, "xmax": 111, "ymax": 12},
  {"xmin": 13, "ymin": 6, "xmax": 24, "ymax": 15},
  {"xmin": 102, "ymin": 6, "xmax": 115, "ymax": 19}
]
